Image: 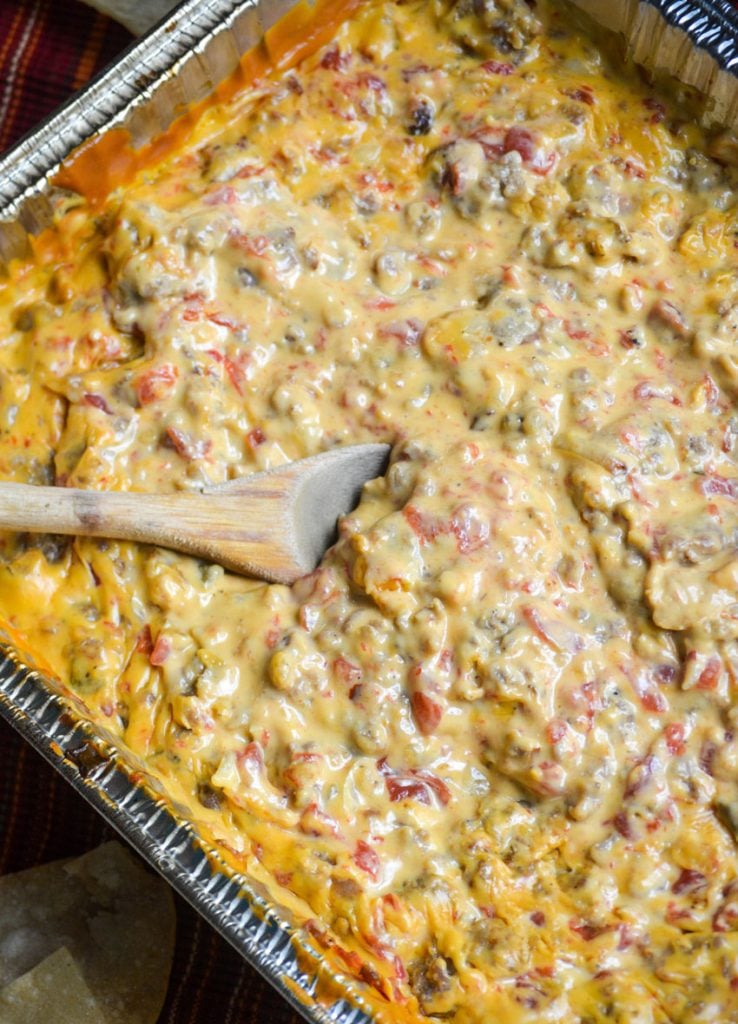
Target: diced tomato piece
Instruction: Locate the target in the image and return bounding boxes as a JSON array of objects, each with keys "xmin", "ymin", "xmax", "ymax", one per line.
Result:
[
  {"xmin": 624, "ymin": 754, "xmax": 655, "ymax": 797},
  {"xmin": 522, "ymin": 605, "xmax": 551, "ymax": 646},
  {"xmin": 135, "ymin": 364, "xmax": 178, "ymax": 405},
  {"xmin": 504, "ymin": 126, "xmax": 536, "ymax": 161},
  {"xmin": 643, "ymin": 97, "xmax": 666, "ymax": 123},
  {"xmin": 149, "ymin": 634, "xmax": 172, "ymax": 666},
  {"xmin": 672, "ymin": 868, "xmax": 707, "ymax": 895},
  {"xmin": 357, "ymin": 72, "xmax": 385, "ymax": 92},
  {"xmin": 699, "ymin": 739, "xmax": 718, "ymax": 776},
  {"xmin": 401, "ymin": 63, "xmax": 432, "ymax": 81},
  {"xmin": 383, "ymin": 893, "xmax": 402, "ymax": 912},
  {"xmin": 83, "ymin": 392, "xmax": 112, "ymax": 414},
  {"xmin": 403, "ymin": 505, "xmax": 444, "ymax": 544},
  {"xmin": 359, "ymin": 962, "xmax": 392, "ymax": 999},
  {"xmin": 229, "ymin": 231, "xmax": 269, "ymax": 257},
  {"xmin": 393, "ymin": 956, "xmax": 408, "ymax": 982},
  {"xmin": 701, "ymin": 373, "xmax": 720, "ymax": 409},
  {"xmin": 628, "ymin": 669, "xmax": 668, "ymax": 712},
  {"xmin": 633, "ymin": 380, "xmax": 682, "ymax": 406},
  {"xmin": 335, "ymin": 946, "xmax": 363, "ymax": 973},
  {"xmin": 206, "ymin": 311, "xmax": 239, "ymax": 330},
  {"xmin": 584, "ymin": 337, "xmax": 611, "ymax": 358},
  {"xmin": 305, "ymin": 918, "xmax": 330, "ymax": 944},
  {"xmin": 569, "ymin": 919, "xmax": 605, "ymax": 941},
  {"xmin": 413, "ymin": 770, "xmax": 450, "ymax": 804},
  {"xmin": 291, "ymin": 750, "xmax": 322, "ymax": 765},
  {"xmin": 664, "ymin": 722, "xmax": 686, "ymax": 756},
  {"xmin": 697, "ymin": 656, "xmax": 721, "ymax": 690},
  {"xmin": 438, "ymin": 648, "xmax": 454, "ymax": 672},
  {"xmin": 563, "ymin": 85, "xmax": 595, "ymax": 105},
  {"xmin": 378, "ymin": 318, "xmax": 424, "ymax": 349},
  {"xmin": 546, "ymin": 719, "xmax": 567, "ymax": 744},
  {"xmin": 613, "ymin": 811, "xmax": 633, "ymax": 839},
  {"xmin": 723, "ymin": 421, "xmax": 738, "ymax": 453},
  {"xmin": 182, "ymin": 294, "xmax": 205, "ymax": 322},
  {"xmin": 354, "ymin": 840, "xmax": 381, "ymax": 881},
  {"xmin": 364, "ymin": 297, "xmax": 396, "ymax": 311},
  {"xmin": 482, "ymin": 60, "xmax": 514, "ymax": 75},
  {"xmin": 299, "ymin": 802, "xmax": 341, "ymax": 838},
  {"xmin": 247, "ymin": 427, "xmax": 266, "ymax": 448},
  {"xmin": 203, "ymin": 185, "xmax": 238, "ymax": 206},
  {"xmin": 236, "ymin": 163, "xmax": 267, "ymax": 179},
  {"xmin": 164, "ymin": 427, "xmax": 192, "ymax": 460},
  {"xmin": 654, "ymin": 664, "xmax": 678, "ymax": 685},
  {"xmin": 650, "ymin": 298, "xmax": 689, "ymax": 337},
  {"xmin": 411, "ymin": 691, "xmax": 443, "ymax": 735},
  {"xmin": 503, "ymin": 127, "xmax": 556, "ymax": 175},
  {"xmin": 450, "ymin": 504, "xmax": 489, "ymax": 554},
  {"xmin": 617, "ymin": 925, "xmax": 634, "ymax": 950},
  {"xmin": 623, "ymin": 157, "xmax": 646, "ymax": 179},
  {"xmin": 666, "ymin": 901, "xmax": 692, "ymax": 923},
  {"xmin": 48, "ymin": 334, "xmax": 75, "ymax": 350},
  {"xmin": 640, "ymin": 688, "xmax": 668, "ymax": 712},
  {"xmin": 265, "ymin": 621, "xmax": 282, "ymax": 648},
  {"xmin": 378, "ymin": 758, "xmax": 451, "ymax": 806},
  {"xmin": 564, "ymin": 320, "xmax": 591, "ymax": 341},
  {"xmin": 83, "ymin": 331, "xmax": 121, "ymax": 362},
  {"xmin": 714, "ymin": 898, "xmax": 738, "ymax": 932},
  {"xmin": 701, "ymin": 475, "xmax": 738, "ymax": 500},
  {"xmin": 223, "ymin": 358, "xmax": 245, "ymax": 396},
  {"xmin": 385, "ymin": 775, "xmax": 433, "ymax": 804},
  {"xmin": 163, "ymin": 426, "xmax": 211, "ymax": 461},
  {"xmin": 135, "ymin": 624, "xmax": 153, "ymax": 655},
  {"xmin": 321, "ymin": 45, "xmax": 351, "ymax": 70},
  {"xmin": 237, "ymin": 741, "xmax": 264, "ymax": 772},
  {"xmin": 334, "ymin": 656, "xmax": 361, "ymax": 684}
]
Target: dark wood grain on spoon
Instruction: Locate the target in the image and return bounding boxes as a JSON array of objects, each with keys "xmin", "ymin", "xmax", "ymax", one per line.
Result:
[{"xmin": 0, "ymin": 444, "xmax": 391, "ymax": 584}]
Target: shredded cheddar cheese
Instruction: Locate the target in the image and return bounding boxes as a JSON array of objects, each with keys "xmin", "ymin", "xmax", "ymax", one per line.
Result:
[{"xmin": 2, "ymin": 0, "xmax": 738, "ymax": 1018}]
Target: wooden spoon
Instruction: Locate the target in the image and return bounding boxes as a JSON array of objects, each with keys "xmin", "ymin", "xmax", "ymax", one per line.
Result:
[{"xmin": 0, "ymin": 443, "xmax": 390, "ymax": 584}]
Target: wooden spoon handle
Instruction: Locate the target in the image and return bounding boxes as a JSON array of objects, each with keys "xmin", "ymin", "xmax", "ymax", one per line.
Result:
[
  {"xmin": 0, "ymin": 481, "xmax": 299, "ymax": 581},
  {"xmin": 0, "ymin": 481, "xmax": 148, "ymax": 538}
]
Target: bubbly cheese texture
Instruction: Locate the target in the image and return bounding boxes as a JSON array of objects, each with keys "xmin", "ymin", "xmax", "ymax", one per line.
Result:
[{"xmin": 4, "ymin": 0, "xmax": 738, "ymax": 1018}]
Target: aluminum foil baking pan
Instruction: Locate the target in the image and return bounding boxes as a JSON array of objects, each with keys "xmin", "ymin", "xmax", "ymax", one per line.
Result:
[{"xmin": 1, "ymin": 0, "xmax": 738, "ymax": 1021}]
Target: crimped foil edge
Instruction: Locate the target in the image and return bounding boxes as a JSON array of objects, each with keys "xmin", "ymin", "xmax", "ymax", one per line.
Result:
[
  {"xmin": 0, "ymin": 650, "xmax": 376, "ymax": 1024},
  {"xmin": 567, "ymin": 0, "xmax": 738, "ymax": 125},
  {"xmin": 1, "ymin": 0, "xmax": 738, "ymax": 1021}
]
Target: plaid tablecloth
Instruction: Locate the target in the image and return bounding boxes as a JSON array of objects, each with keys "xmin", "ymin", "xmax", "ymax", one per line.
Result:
[{"xmin": 0, "ymin": 3, "xmax": 305, "ymax": 1022}]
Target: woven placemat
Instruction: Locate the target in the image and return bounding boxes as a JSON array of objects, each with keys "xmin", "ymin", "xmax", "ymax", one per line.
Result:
[{"xmin": 0, "ymin": 3, "xmax": 307, "ymax": 1021}]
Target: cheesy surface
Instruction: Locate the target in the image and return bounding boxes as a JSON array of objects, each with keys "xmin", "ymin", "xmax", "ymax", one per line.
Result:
[{"xmin": 3, "ymin": 0, "xmax": 738, "ymax": 1019}]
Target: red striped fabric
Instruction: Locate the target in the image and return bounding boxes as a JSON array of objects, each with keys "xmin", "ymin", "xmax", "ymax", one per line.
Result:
[
  {"xmin": 0, "ymin": 3, "xmax": 306, "ymax": 1020},
  {"xmin": 0, "ymin": 0, "xmax": 131, "ymax": 151}
]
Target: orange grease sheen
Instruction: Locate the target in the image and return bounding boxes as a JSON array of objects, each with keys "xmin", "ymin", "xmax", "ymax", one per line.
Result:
[{"xmin": 53, "ymin": 0, "xmax": 360, "ymax": 206}]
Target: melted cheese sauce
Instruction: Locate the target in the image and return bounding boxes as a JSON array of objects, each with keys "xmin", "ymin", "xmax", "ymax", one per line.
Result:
[{"xmin": 3, "ymin": 0, "xmax": 738, "ymax": 1018}]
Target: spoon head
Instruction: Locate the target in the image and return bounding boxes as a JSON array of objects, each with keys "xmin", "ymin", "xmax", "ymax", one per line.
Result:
[
  {"xmin": 291, "ymin": 443, "xmax": 391, "ymax": 574},
  {"xmin": 199, "ymin": 443, "xmax": 390, "ymax": 583}
]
